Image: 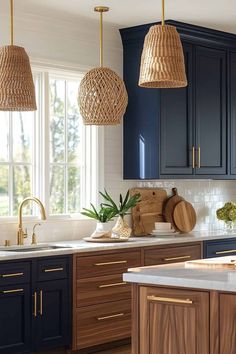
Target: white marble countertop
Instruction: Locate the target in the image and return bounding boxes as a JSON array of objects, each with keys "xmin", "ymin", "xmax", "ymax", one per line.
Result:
[
  {"xmin": 0, "ymin": 230, "xmax": 236, "ymax": 261},
  {"xmin": 124, "ymin": 257, "xmax": 236, "ymax": 292}
]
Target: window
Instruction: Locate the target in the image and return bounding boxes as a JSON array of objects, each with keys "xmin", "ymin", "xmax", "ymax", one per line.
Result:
[{"xmin": 0, "ymin": 69, "xmax": 100, "ymax": 218}]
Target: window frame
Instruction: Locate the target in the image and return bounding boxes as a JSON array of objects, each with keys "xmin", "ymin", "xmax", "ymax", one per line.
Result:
[{"xmin": 0, "ymin": 65, "xmax": 104, "ymax": 222}]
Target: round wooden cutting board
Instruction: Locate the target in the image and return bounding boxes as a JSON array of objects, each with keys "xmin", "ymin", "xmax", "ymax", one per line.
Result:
[
  {"xmin": 173, "ymin": 200, "xmax": 197, "ymax": 233},
  {"xmin": 164, "ymin": 188, "xmax": 184, "ymax": 227}
]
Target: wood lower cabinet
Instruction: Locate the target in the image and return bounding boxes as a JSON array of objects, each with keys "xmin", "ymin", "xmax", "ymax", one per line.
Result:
[
  {"xmin": 219, "ymin": 294, "xmax": 236, "ymax": 354},
  {"xmin": 139, "ymin": 286, "xmax": 209, "ymax": 354}
]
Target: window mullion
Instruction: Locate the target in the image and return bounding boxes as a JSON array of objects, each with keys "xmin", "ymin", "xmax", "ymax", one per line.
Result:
[
  {"xmin": 9, "ymin": 112, "xmax": 13, "ymax": 217},
  {"xmin": 64, "ymin": 80, "xmax": 68, "ymax": 214}
]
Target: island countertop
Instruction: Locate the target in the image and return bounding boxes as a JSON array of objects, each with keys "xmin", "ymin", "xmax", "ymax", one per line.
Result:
[{"xmin": 123, "ymin": 257, "xmax": 236, "ymax": 292}]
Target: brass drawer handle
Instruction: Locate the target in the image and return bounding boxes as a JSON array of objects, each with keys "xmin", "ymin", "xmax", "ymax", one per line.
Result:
[
  {"xmin": 2, "ymin": 288, "xmax": 24, "ymax": 294},
  {"xmin": 215, "ymin": 249, "xmax": 236, "ymax": 255},
  {"xmin": 192, "ymin": 146, "xmax": 195, "ymax": 169},
  {"xmin": 44, "ymin": 267, "xmax": 64, "ymax": 273},
  {"xmin": 98, "ymin": 282, "xmax": 127, "ymax": 289},
  {"xmin": 94, "ymin": 261, "xmax": 127, "ymax": 266},
  {"xmin": 33, "ymin": 291, "xmax": 37, "ymax": 317},
  {"xmin": 164, "ymin": 255, "xmax": 191, "ymax": 261},
  {"xmin": 147, "ymin": 295, "xmax": 193, "ymax": 305},
  {"xmin": 97, "ymin": 313, "xmax": 125, "ymax": 321},
  {"xmin": 1, "ymin": 272, "xmax": 24, "ymax": 278},
  {"xmin": 39, "ymin": 290, "xmax": 43, "ymax": 315}
]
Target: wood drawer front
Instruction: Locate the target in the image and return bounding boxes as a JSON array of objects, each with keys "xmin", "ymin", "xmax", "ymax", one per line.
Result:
[
  {"xmin": 37, "ymin": 257, "xmax": 69, "ymax": 281},
  {"xmin": 76, "ymin": 274, "xmax": 131, "ymax": 307},
  {"xmin": 0, "ymin": 262, "xmax": 30, "ymax": 286},
  {"xmin": 76, "ymin": 251, "xmax": 141, "ymax": 279},
  {"xmin": 144, "ymin": 243, "xmax": 201, "ymax": 266},
  {"xmin": 76, "ymin": 299, "xmax": 131, "ymax": 349}
]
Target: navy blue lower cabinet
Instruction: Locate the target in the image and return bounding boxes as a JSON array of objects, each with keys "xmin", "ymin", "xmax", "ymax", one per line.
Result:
[
  {"xmin": 35, "ymin": 279, "xmax": 70, "ymax": 351},
  {"xmin": 0, "ymin": 284, "xmax": 31, "ymax": 354},
  {"xmin": 203, "ymin": 238, "xmax": 236, "ymax": 258}
]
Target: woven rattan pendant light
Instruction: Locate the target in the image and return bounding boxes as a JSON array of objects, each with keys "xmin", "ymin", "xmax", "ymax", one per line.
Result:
[
  {"xmin": 139, "ymin": 0, "xmax": 187, "ymax": 88},
  {"xmin": 0, "ymin": 0, "xmax": 36, "ymax": 111},
  {"xmin": 78, "ymin": 6, "xmax": 128, "ymax": 125}
]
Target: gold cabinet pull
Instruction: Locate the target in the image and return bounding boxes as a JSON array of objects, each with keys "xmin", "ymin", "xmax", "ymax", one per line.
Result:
[
  {"xmin": 192, "ymin": 146, "xmax": 195, "ymax": 169},
  {"xmin": 164, "ymin": 255, "xmax": 191, "ymax": 261},
  {"xmin": 198, "ymin": 147, "xmax": 201, "ymax": 168},
  {"xmin": 94, "ymin": 260, "xmax": 127, "ymax": 266},
  {"xmin": 33, "ymin": 291, "xmax": 37, "ymax": 317},
  {"xmin": 215, "ymin": 249, "xmax": 236, "ymax": 255},
  {"xmin": 97, "ymin": 313, "xmax": 125, "ymax": 321},
  {"xmin": 1, "ymin": 272, "xmax": 23, "ymax": 278},
  {"xmin": 147, "ymin": 295, "xmax": 193, "ymax": 305},
  {"xmin": 39, "ymin": 290, "xmax": 43, "ymax": 315},
  {"xmin": 44, "ymin": 267, "xmax": 64, "ymax": 273},
  {"xmin": 2, "ymin": 288, "xmax": 24, "ymax": 294},
  {"xmin": 98, "ymin": 282, "xmax": 127, "ymax": 289}
]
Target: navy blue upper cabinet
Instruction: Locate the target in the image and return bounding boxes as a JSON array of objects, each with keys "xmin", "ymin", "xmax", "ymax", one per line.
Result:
[
  {"xmin": 120, "ymin": 20, "xmax": 236, "ymax": 180},
  {"xmin": 195, "ymin": 46, "xmax": 227, "ymax": 175}
]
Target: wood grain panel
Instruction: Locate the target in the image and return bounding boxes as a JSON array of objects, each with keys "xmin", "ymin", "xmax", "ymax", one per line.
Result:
[
  {"xmin": 139, "ymin": 286, "xmax": 209, "ymax": 354},
  {"xmin": 76, "ymin": 300, "xmax": 131, "ymax": 349},
  {"xmin": 144, "ymin": 243, "xmax": 202, "ymax": 266},
  {"xmin": 76, "ymin": 274, "xmax": 131, "ymax": 307},
  {"xmin": 76, "ymin": 251, "xmax": 141, "ymax": 279},
  {"xmin": 220, "ymin": 293, "xmax": 236, "ymax": 354}
]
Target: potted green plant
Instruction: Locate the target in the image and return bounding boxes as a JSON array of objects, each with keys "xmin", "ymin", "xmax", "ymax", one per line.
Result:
[
  {"xmin": 81, "ymin": 203, "xmax": 116, "ymax": 238},
  {"xmin": 100, "ymin": 189, "xmax": 141, "ymax": 239},
  {"xmin": 216, "ymin": 202, "xmax": 236, "ymax": 231}
]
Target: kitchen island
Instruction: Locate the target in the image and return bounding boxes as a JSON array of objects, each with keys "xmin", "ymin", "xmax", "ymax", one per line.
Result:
[{"xmin": 124, "ymin": 258, "xmax": 236, "ymax": 354}]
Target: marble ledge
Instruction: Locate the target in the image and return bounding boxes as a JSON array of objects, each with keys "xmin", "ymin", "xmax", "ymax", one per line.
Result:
[
  {"xmin": 123, "ymin": 260, "xmax": 236, "ymax": 292},
  {"xmin": 0, "ymin": 229, "xmax": 236, "ymax": 261}
]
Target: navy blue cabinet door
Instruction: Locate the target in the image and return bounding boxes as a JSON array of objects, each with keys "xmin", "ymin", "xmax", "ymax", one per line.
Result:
[
  {"xmin": 195, "ymin": 46, "xmax": 227, "ymax": 175},
  {"xmin": 35, "ymin": 279, "xmax": 70, "ymax": 351},
  {"xmin": 204, "ymin": 238, "xmax": 236, "ymax": 258},
  {"xmin": 123, "ymin": 39, "xmax": 160, "ymax": 179},
  {"xmin": 230, "ymin": 52, "xmax": 236, "ymax": 175},
  {"xmin": 0, "ymin": 284, "xmax": 31, "ymax": 354},
  {"xmin": 160, "ymin": 43, "xmax": 194, "ymax": 175}
]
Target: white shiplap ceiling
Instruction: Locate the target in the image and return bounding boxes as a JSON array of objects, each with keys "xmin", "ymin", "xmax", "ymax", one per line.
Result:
[{"xmin": 10, "ymin": 0, "xmax": 236, "ymax": 34}]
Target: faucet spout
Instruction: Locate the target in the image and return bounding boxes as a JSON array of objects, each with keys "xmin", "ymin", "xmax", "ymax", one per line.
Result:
[{"xmin": 17, "ymin": 197, "xmax": 46, "ymax": 246}]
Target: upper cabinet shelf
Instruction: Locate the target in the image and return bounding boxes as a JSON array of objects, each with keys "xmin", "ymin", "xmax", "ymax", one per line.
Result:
[{"xmin": 120, "ymin": 20, "xmax": 236, "ymax": 180}]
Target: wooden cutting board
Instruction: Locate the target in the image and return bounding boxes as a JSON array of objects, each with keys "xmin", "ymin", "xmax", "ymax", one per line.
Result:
[
  {"xmin": 130, "ymin": 188, "xmax": 167, "ymax": 236},
  {"xmin": 173, "ymin": 200, "xmax": 197, "ymax": 233},
  {"xmin": 163, "ymin": 188, "xmax": 184, "ymax": 229},
  {"xmin": 185, "ymin": 256, "xmax": 236, "ymax": 269}
]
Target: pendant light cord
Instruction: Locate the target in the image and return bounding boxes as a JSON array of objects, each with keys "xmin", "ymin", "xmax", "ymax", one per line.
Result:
[
  {"xmin": 10, "ymin": 0, "xmax": 14, "ymax": 45},
  {"xmin": 100, "ymin": 11, "xmax": 103, "ymax": 67},
  {"xmin": 162, "ymin": 0, "xmax": 165, "ymax": 26}
]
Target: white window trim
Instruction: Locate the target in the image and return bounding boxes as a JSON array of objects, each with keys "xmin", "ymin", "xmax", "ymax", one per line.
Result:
[{"xmin": 0, "ymin": 63, "xmax": 105, "ymax": 222}]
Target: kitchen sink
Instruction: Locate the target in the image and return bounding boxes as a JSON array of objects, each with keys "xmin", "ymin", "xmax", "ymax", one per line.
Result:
[{"xmin": 3, "ymin": 245, "xmax": 71, "ymax": 252}]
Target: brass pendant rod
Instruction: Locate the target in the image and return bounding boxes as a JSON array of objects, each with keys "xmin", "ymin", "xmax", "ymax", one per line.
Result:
[
  {"xmin": 162, "ymin": 0, "xmax": 165, "ymax": 26},
  {"xmin": 10, "ymin": 0, "xmax": 14, "ymax": 45},
  {"xmin": 94, "ymin": 6, "xmax": 109, "ymax": 68},
  {"xmin": 100, "ymin": 11, "xmax": 103, "ymax": 67}
]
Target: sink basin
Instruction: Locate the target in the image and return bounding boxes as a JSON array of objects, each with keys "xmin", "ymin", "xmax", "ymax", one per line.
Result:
[{"xmin": 3, "ymin": 245, "xmax": 71, "ymax": 252}]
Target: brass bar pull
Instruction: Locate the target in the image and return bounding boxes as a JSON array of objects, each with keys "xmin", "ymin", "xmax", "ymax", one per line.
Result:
[
  {"xmin": 215, "ymin": 249, "xmax": 236, "ymax": 255},
  {"xmin": 164, "ymin": 255, "xmax": 191, "ymax": 262},
  {"xmin": 2, "ymin": 288, "xmax": 23, "ymax": 294},
  {"xmin": 94, "ymin": 261, "xmax": 127, "ymax": 266},
  {"xmin": 33, "ymin": 292, "xmax": 37, "ymax": 317},
  {"xmin": 147, "ymin": 295, "xmax": 193, "ymax": 305},
  {"xmin": 1, "ymin": 272, "xmax": 23, "ymax": 278},
  {"xmin": 98, "ymin": 282, "xmax": 127, "ymax": 289},
  {"xmin": 97, "ymin": 313, "xmax": 125, "ymax": 321},
  {"xmin": 44, "ymin": 267, "xmax": 64, "ymax": 273},
  {"xmin": 39, "ymin": 290, "xmax": 43, "ymax": 316},
  {"xmin": 192, "ymin": 146, "xmax": 195, "ymax": 169},
  {"xmin": 198, "ymin": 147, "xmax": 201, "ymax": 168}
]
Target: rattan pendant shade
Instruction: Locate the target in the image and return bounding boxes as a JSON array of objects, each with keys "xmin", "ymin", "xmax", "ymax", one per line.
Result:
[
  {"xmin": 78, "ymin": 7, "xmax": 128, "ymax": 125},
  {"xmin": 0, "ymin": 0, "xmax": 36, "ymax": 111},
  {"xmin": 139, "ymin": 0, "xmax": 187, "ymax": 88}
]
